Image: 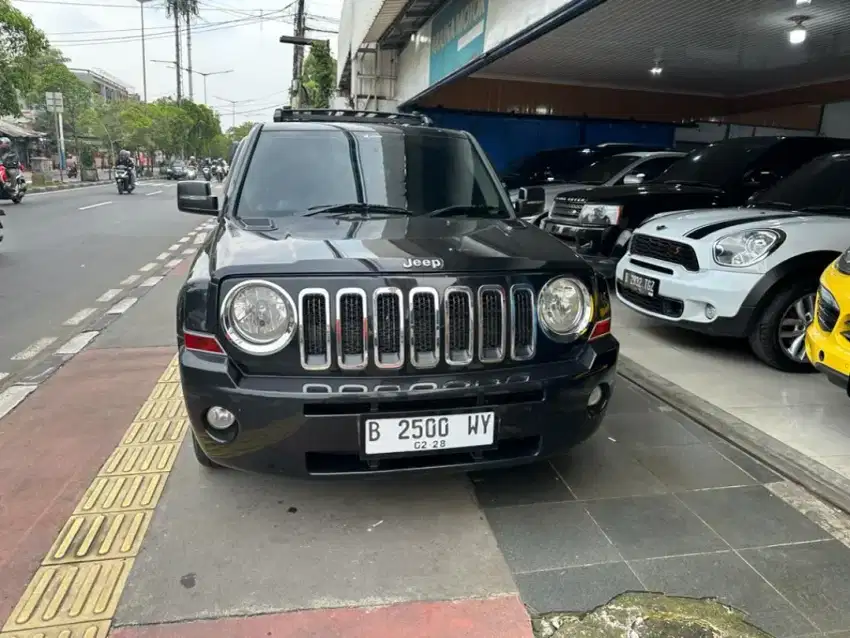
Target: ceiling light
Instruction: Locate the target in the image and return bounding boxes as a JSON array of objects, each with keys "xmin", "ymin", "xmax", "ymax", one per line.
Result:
[
  {"xmin": 788, "ymin": 15, "xmax": 809, "ymax": 44},
  {"xmin": 795, "ymin": 0, "xmax": 811, "ymax": 5},
  {"xmin": 650, "ymin": 65, "xmax": 663, "ymax": 75}
]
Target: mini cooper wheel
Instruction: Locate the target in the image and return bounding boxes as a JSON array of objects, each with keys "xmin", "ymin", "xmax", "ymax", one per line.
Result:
[
  {"xmin": 748, "ymin": 281, "xmax": 817, "ymax": 373},
  {"xmin": 192, "ymin": 433, "xmax": 224, "ymax": 469}
]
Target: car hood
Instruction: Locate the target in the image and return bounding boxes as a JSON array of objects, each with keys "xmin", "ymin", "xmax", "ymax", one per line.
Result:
[
  {"xmin": 562, "ymin": 181, "xmax": 722, "ymax": 204},
  {"xmin": 636, "ymin": 206, "xmax": 823, "ymax": 241},
  {"xmin": 206, "ymin": 217, "xmax": 591, "ymax": 278}
]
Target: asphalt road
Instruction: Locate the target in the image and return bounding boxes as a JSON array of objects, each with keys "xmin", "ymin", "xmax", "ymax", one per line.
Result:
[{"xmin": 0, "ymin": 180, "xmax": 207, "ymax": 380}]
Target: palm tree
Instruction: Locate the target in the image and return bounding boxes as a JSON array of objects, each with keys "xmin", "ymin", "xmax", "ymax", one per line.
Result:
[
  {"xmin": 164, "ymin": 0, "xmax": 183, "ymax": 102},
  {"xmin": 180, "ymin": 0, "xmax": 200, "ymax": 101},
  {"xmin": 163, "ymin": 0, "xmax": 200, "ymax": 102}
]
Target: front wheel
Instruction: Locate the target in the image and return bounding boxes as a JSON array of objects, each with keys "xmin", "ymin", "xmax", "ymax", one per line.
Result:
[{"xmin": 748, "ymin": 281, "xmax": 818, "ymax": 372}]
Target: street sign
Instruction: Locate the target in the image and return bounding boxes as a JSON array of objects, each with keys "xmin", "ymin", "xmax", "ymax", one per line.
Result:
[{"xmin": 45, "ymin": 92, "xmax": 64, "ymax": 113}]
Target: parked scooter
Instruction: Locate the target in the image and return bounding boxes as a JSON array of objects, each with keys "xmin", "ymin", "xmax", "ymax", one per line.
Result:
[
  {"xmin": 0, "ymin": 163, "xmax": 27, "ymax": 204},
  {"xmin": 115, "ymin": 167, "xmax": 134, "ymax": 195}
]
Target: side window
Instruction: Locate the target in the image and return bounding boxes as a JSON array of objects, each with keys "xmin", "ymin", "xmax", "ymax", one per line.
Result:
[
  {"xmin": 625, "ymin": 157, "xmax": 680, "ymax": 183},
  {"xmin": 755, "ymin": 141, "xmax": 820, "ymax": 179}
]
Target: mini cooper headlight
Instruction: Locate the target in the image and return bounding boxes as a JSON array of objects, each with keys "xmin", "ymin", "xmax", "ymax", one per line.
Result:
[
  {"xmin": 578, "ymin": 204, "xmax": 622, "ymax": 226},
  {"xmin": 221, "ymin": 280, "xmax": 297, "ymax": 354},
  {"xmin": 713, "ymin": 229, "xmax": 784, "ymax": 267},
  {"xmin": 537, "ymin": 277, "xmax": 593, "ymax": 339}
]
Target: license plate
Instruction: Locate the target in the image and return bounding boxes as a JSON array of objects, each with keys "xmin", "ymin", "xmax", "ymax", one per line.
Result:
[
  {"xmin": 622, "ymin": 270, "xmax": 658, "ymax": 297},
  {"xmin": 363, "ymin": 412, "xmax": 495, "ymax": 456}
]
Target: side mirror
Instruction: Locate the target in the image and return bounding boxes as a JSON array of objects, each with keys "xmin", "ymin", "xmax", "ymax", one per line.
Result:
[
  {"xmin": 518, "ymin": 186, "xmax": 545, "ymax": 203},
  {"xmin": 623, "ymin": 173, "xmax": 645, "ymax": 185},
  {"xmin": 177, "ymin": 180, "xmax": 218, "ymax": 215}
]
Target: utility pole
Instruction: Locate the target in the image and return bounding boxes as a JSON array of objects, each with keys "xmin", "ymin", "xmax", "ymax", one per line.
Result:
[
  {"xmin": 137, "ymin": 0, "xmax": 152, "ymax": 102},
  {"xmin": 291, "ymin": 0, "xmax": 306, "ymax": 107},
  {"xmin": 214, "ymin": 96, "xmax": 238, "ymax": 128}
]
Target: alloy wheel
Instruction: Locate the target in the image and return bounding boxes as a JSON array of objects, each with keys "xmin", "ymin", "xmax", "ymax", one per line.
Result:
[{"xmin": 778, "ymin": 293, "xmax": 816, "ymax": 362}]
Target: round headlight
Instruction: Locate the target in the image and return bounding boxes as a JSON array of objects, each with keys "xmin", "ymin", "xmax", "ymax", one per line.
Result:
[
  {"xmin": 537, "ymin": 277, "xmax": 593, "ymax": 339},
  {"xmin": 221, "ymin": 280, "xmax": 297, "ymax": 354}
]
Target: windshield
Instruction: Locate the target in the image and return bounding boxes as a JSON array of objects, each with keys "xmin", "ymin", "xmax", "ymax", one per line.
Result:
[
  {"xmin": 569, "ymin": 155, "xmax": 639, "ymax": 185},
  {"xmin": 656, "ymin": 137, "xmax": 777, "ymax": 187},
  {"xmin": 235, "ymin": 128, "xmax": 512, "ymax": 219},
  {"xmin": 172, "ymin": 162, "xmax": 184, "ymax": 167},
  {"xmin": 753, "ymin": 154, "xmax": 850, "ymax": 211}
]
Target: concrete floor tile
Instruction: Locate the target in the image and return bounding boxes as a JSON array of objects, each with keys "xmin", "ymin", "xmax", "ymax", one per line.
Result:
[
  {"xmin": 584, "ymin": 494, "xmax": 726, "ymax": 560},
  {"xmin": 632, "ymin": 444, "xmax": 757, "ymax": 491},
  {"xmin": 470, "ymin": 462, "xmax": 574, "ymax": 508},
  {"xmin": 115, "ymin": 440, "xmax": 516, "ymax": 626},
  {"xmin": 601, "ymin": 411, "xmax": 702, "ymax": 448},
  {"xmin": 629, "ymin": 551, "xmax": 817, "ymax": 637},
  {"xmin": 678, "ymin": 486, "xmax": 832, "ymax": 549},
  {"xmin": 516, "ymin": 562, "xmax": 644, "ymax": 614},
  {"xmin": 484, "ymin": 502, "xmax": 621, "ymax": 573},
  {"xmin": 740, "ymin": 541, "xmax": 850, "ymax": 633}
]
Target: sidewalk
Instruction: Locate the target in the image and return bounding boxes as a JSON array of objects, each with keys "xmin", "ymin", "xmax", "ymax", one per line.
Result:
[{"xmin": 23, "ymin": 171, "xmax": 157, "ymax": 193}]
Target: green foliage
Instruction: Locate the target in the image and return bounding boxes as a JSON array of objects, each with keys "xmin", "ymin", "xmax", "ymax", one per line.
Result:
[
  {"xmin": 226, "ymin": 121, "xmax": 254, "ymax": 141},
  {"xmin": 79, "ymin": 144, "xmax": 95, "ymax": 168},
  {"xmin": 301, "ymin": 41, "xmax": 337, "ymax": 109},
  {"xmin": 0, "ymin": 0, "xmax": 49, "ymax": 116}
]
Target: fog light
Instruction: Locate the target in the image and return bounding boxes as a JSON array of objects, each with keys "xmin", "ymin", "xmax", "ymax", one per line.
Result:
[
  {"xmin": 206, "ymin": 406, "xmax": 235, "ymax": 430},
  {"xmin": 588, "ymin": 385, "xmax": 604, "ymax": 407},
  {"xmin": 705, "ymin": 304, "xmax": 717, "ymax": 320}
]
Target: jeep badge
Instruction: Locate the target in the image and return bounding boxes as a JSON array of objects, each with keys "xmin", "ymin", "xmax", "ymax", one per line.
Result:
[{"xmin": 402, "ymin": 258, "xmax": 443, "ymax": 269}]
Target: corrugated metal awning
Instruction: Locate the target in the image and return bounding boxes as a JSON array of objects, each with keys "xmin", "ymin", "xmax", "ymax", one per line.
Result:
[
  {"xmin": 0, "ymin": 120, "xmax": 44, "ymax": 139},
  {"xmin": 365, "ymin": 0, "xmax": 447, "ymax": 48}
]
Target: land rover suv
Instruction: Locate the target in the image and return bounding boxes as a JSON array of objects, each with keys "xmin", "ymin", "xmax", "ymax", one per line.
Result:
[{"xmin": 174, "ymin": 108, "xmax": 618, "ymax": 477}]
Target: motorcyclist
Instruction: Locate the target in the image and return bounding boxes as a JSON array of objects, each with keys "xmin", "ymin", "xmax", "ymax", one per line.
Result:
[
  {"xmin": 0, "ymin": 137, "xmax": 21, "ymax": 189},
  {"xmin": 115, "ymin": 149, "xmax": 136, "ymax": 189},
  {"xmin": 188, "ymin": 156, "xmax": 197, "ymax": 168}
]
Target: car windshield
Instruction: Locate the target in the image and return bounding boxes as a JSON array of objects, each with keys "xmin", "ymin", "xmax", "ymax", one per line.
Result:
[
  {"xmin": 655, "ymin": 137, "xmax": 777, "ymax": 188},
  {"xmin": 235, "ymin": 128, "xmax": 513, "ymax": 219},
  {"xmin": 172, "ymin": 162, "xmax": 184, "ymax": 167},
  {"xmin": 568, "ymin": 155, "xmax": 640, "ymax": 185},
  {"xmin": 752, "ymin": 154, "xmax": 850, "ymax": 212}
]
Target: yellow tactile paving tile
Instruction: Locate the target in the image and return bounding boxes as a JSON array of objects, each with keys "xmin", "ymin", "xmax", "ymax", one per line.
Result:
[
  {"xmin": 0, "ymin": 620, "xmax": 110, "ymax": 637},
  {"xmin": 2, "ymin": 560, "xmax": 132, "ymax": 632},
  {"xmin": 43, "ymin": 512, "xmax": 153, "ymax": 565},
  {"xmin": 1, "ymin": 359, "xmax": 189, "ymax": 637},
  {"xmin": 74, "ymin": 474, "xmax": 167, "ymax": 515}
]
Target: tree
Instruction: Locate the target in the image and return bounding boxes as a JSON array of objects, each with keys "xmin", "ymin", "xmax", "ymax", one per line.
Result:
[
  {"xmin": 226, "ymin": 121, "xmax": 254, "ymax": 141},
  {"xmin": 163, "ymin": 0, "xmax": 184, "ymax": 101},
  {"xmin": 0, "ymin": 0, "xmax": 48, "ymax": 116},
  {"xmin": 301, "ymin": 41, "xmax": 336, "ymax": 109}
]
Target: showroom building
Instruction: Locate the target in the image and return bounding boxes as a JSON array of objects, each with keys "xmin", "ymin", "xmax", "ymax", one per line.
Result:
[{"xmin": 336, "ymin": 0, "xmax": 850, "ymax": 171}]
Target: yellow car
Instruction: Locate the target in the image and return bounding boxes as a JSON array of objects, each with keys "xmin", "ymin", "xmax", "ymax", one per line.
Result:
[{"xmin": 806, "ymin": 252, "xmax": 850, "ymax": 391}]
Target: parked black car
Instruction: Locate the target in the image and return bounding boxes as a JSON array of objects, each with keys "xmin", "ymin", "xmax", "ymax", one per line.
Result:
[
  {"xmin": 536, "ymin": 136, "xmax": 850, "ymax": 278},
  {"xmin": 174, "ymin": 108, "xmax": 618, "ymax": 477},
  {"xmin": 501, "ymin": 142, "xmax": 668, "ymax": 191},
  {"xmin": 166, "ymin": 160, "xmax": 188, "ymax": 180}
]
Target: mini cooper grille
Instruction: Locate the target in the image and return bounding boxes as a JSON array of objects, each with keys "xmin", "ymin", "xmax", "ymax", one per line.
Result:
[
  {"xmin": 297, "ymin": 285, "xmax": 536, "ymax": 370},
  {"xmin": 817, "ymin": 293, "xmax": 840, "ymax": 333},
  {"xmin": 631, "ymin": 234, "xmax": 699, "ymax": 272}
]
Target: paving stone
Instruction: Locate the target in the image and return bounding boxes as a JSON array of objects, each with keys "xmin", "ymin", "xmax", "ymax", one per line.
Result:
[
  {"xmin": 470, "ymin": 462, "xmax": 574, "ymax": 508},
  {"xmin": 602, "ymin": 410, "xmax": 702, "ymax": 448},
  {"xmin": 584, "ymin": 494, "xmax": 726, "ymax": 560},
  {"xmin": 632, "ymin": 443, "xmax": 758, "ymax": 491},
  {"xmin": 678, "ymin": 485, "xmax": 831, "ymax": 549}
]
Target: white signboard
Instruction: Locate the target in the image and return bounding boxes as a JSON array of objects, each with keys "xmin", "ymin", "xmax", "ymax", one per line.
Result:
[{"xmin": 45, "ymin": 92, "xmax": 64, "ymax": 113}]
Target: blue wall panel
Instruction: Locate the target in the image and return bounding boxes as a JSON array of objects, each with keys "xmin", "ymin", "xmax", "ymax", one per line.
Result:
[{"xmin": 584, "ymin": 120, "xmax": 675, "ymax": 148}]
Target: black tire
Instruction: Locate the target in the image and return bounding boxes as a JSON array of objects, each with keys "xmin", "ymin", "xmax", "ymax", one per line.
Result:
[
  {"xmin": 192, "ymin": 433, "xmax": 224, "ymax": 469},
  {"xmin": 748, "ymin": 279, "xmax": 818, "ymax": 373}
]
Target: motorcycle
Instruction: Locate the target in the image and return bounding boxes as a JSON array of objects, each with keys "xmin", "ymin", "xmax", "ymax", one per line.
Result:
[
  {"xmin": 115, "ymin": 167, "xmax": 135, "ymax": 195},
  {"xmin": 67, "ymin": 165, "xmax": 78, "ymax": 179},
  {"xmin": 214, "ymin": 165, "xmax": 225, "ymax": 182},
  {"xmin": 0, "ymin": 163, "xmax": 27, "ymax": 204},
  {"xmin": 201, "ymin": 165, "xmax": 212, "ymax": 181}
]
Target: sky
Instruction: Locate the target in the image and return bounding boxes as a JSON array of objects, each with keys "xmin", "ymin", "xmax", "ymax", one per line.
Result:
[{"xmin": 11, "ymin": 0, "xmax": 344, "ymax": 128}]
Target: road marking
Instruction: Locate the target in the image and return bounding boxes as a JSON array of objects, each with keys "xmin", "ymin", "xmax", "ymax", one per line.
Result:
[
  {"xmin": 107, "ymin": 297, "xmax": 137, "ymax": 314},
  {"xmin": 165, "ymin": 258, "xmax": 183, "ymax": 269},
  {"xmin": 0, "ymin": 372, "xmax": 8, "ymax": 383},
  {"xmin": 1, "ymin": 359, "xmax": 187, "ymax": 633},
  {"xmin": 178, "ymin": 236, "xmax": 190, "ymax": 242},
  {"xmin": 120, "ymin": 274, "xmax": 141, "ymax": 286},
  {"xmin": 193, "ymin": 233, "xmax": 207, "ymax": 244},
  {"xmin": 168, "ymin": 244, "xmax": 180, "ymax": 251},
  {"xmin": 78, "ymin": 201, "xmax": 112, "ymax": 210},
  {"xmin": 140, "ymin": 276, "xmax": 163, "ymax": 287},
  {"xmin": 155, "ymin": 252, "xmax": 170, "ymax": 260},
  {"xmin": 63, "ymin": 308, "xmax": 97, "ymax": 326},
  {"xmin": 145, "ymin": 190, "xmax": 163, "ymax": 196},
  {"xmin": 11, "ymin": 338, "xmax": 57, "ymax": 361},
  {"xmin": 0, "ymin": 384, "xmax": 38, "ymax": 421},
  {"xmin": 182, "ymin": 247, "xmax": 195, "ymax": 255},
  {"xmin": 96, "ymin": 288, "xmax": 123, "ymax": 303},
  {"xmin": 56, "ymin": 331, "xmax": 99, "ymax": 355},
  {"xmin": 139, "ymin": 262, "xmax": 158, "ymax": 272}
]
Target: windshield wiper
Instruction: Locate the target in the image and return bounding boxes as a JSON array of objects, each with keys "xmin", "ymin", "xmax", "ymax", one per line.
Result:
[
  {"xmin": 303, "ymin": 203, "xmax": 414, "ymax": 217},
  {"xmin": 663, "ymin": 180, "xmax": 719, "ymax": 188},
  {"xmin": 753, "ymin": 200, "xmax": 794, "ymax": 210},
  {"xmin": 797, "ymin": 205, "xmax": 850, "ymax": 214},
  {"xmin": 424, "ymin": 204, "xmax": 509, "ymax": 218}
]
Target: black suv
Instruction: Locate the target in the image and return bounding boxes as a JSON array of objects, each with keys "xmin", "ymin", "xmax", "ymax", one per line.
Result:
[
  {"xmin": 173, "ymin": 108, "xmax": 618, "ymax": 477},
  {"xmin": 501, "ymin": 142, "xmax": 667, "ymax": 191},
  {"xmin": 538, "ymin": 136, "xmax": 850, "ymax": 277}
]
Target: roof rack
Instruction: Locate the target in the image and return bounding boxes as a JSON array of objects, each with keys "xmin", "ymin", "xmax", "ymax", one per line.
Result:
[{"xmin": 271, "ymin": 107, "xmax": 432, "ymax": 127}]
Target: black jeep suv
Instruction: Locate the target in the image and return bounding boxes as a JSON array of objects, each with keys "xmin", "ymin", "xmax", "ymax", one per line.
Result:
[
  {"xmin": 174, "ymin": 108, "xmax": 618, "ymax": 477},
  {"xmin": 537, "ymin": 136, "xmax": 850, "ymax": 278}
]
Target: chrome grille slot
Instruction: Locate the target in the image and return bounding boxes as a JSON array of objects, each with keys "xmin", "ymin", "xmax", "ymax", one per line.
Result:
[
  {"xmin": 409, "ymin": 287, "xmax": 440, "ymax": 369},
  {"xmin": 444, "ymin": 286, "xmax": 474, "ymax": 366},
  {"xmin": 374, "ymin": 287, "xmax": 404, "ymax": 369},
  {"xmin": 336, "ymin": 289, "xmax": 367, "ymax": 370},
  {"xmin": 478, "ymin": 285, "xmax": 506, "ymax": 363},
  {"xmin": 510, "ymin": 285, "xmax": 536, "ymax": 361},
  {"xmin": 299, "ymin": 289, "xmax": 330, "ymax": 370}
]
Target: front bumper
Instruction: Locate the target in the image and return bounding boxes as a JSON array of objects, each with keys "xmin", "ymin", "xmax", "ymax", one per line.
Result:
[
  {"xmin": 180, "ymin": 336, "xmax": 619, "ymax": 477},
  {"xmin": 614, "ymin": 255, "xmax": 762, "ymax": 338},
  {"xmin": 806, "ymin": 272, "xmax": 850, "ymax": 393}
]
